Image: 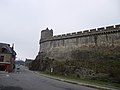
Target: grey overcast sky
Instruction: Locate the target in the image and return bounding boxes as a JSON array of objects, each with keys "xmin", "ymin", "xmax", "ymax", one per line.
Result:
[{"xmin": 0, "ymin": 0, "xmax": 120, "ymax": 61}]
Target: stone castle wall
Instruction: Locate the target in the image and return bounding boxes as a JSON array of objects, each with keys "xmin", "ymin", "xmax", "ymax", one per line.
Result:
[{"xmin": 39, "ymin": 24, "xmax": 120, "ymax": 60}]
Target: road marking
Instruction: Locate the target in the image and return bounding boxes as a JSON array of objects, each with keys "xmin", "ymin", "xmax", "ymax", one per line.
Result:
[
  {"xmin": 6, "ymin": 74, "xmax": 10, "ymax": 77},
  {"xmin": 0, "ymin": 73, "xmax": 10, "ymax": 77}
]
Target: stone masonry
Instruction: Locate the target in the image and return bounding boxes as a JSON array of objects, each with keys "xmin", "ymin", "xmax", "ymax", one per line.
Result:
[{"xmin": 39, "ymin": 24, "xmax": 120, "ymax": 60}]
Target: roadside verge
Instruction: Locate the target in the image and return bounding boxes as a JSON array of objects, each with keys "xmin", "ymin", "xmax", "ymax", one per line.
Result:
[{"xmin": 34, "ymin": 71, "xmax": 119, "ymax": 90}]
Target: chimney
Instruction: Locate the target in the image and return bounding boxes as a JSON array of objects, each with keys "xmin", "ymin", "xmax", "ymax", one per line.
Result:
[{"xmin": 12, "ymin": 43, "xmax": 14, "ymax": 50}]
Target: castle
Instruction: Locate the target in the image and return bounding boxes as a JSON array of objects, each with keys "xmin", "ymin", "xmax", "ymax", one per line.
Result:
[{"xmin": 39, "ymin": 24, "xmax": 120, "ymax": 60}]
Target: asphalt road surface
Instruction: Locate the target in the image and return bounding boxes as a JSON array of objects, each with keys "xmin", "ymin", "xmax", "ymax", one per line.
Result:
[{"xmin": 0, "ymin": 65, "xmax": 96, "ymax": 90}]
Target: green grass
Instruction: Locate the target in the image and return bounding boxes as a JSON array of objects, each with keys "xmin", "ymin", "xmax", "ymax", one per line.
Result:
[
  {"xmin": 84, "ymin": 79, "xmax": 120, "ymax": 87},
  {"xmin": 40, "ymin": 71, "xmax": 120, "ymax": 88}
]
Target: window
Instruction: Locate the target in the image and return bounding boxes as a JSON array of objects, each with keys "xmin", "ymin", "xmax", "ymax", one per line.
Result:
[
  {"xmin": 1, "ymin": 48, "xmax": 7, "ymax": 53},
  {"xmin": 0, "ymin": 56, "xmax": 4, "ymax": 62}
]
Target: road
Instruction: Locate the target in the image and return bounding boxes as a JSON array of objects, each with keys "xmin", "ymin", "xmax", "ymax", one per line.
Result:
[{"xmin": 0, "ymin": 65, "xmax": 96, "ymax": 90}]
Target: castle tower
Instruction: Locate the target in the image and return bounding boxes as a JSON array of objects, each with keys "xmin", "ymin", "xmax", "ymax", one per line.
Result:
[
  {"xmin": 41, "ymin": 28, "xmax": 53, "ymax": 40},
  {"xmin": 39, "ymin": 28, "xmax": 53, "ymax": 53}
]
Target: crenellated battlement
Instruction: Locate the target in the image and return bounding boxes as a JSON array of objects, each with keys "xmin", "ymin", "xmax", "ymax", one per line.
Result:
[
  {"xmin": 40, "ymin": 24, "xmax": 120, "ymax": 43},
  {"xmin": 39, "ymin": 24, "xmax": 120, "ymax": 60}
]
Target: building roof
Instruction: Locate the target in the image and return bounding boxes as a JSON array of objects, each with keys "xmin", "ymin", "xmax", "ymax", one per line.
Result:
[{"xmin": 0, "ymin": 43, "xmax": 17, "ymax": 55}]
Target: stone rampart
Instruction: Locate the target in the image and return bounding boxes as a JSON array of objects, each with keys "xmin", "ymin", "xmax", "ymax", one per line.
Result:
[
  {"xmin": 40, "ymin": 24, "xmax": 120, "ymax": 43},
  {"xmin": 39, "ymin": 24, "xmax": 120, "ymax": 60}
]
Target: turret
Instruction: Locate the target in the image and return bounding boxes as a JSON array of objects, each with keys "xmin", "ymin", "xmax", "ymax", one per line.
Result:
[{"xmin": 41, "ymin": 28, "xmax": 53, "ymax": 40}]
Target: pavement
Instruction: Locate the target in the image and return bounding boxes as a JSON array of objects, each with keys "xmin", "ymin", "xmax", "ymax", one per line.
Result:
[
  {"xmin": 0, "ymin": 65, "xmax": 97, "ymax": 90},
  {"xmin": 34, "ymin": 72, "xmax": 120, "ymax": 90},
  {"xmin": 0, "ymin": 66, "xmax": 119, "ymax": 90}
]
